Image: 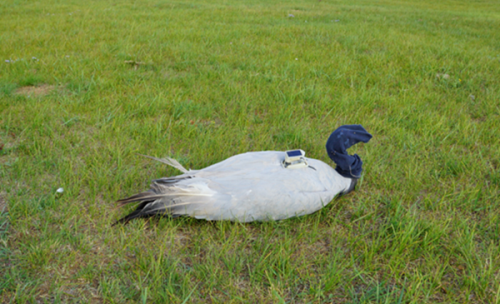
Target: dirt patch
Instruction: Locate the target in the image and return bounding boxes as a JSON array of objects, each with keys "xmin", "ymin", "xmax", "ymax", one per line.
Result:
[{"xmin": 15, "ymin": 84, "xmax": 56, "ymax": 97}]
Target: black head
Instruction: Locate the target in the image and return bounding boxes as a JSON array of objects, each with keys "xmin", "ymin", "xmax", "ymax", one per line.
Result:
[{"xmin": 325, "ymin": 125, "xmax": 372, "ymax": 178}]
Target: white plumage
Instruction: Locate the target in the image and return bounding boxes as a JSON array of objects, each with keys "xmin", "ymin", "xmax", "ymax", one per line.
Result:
[{"xmin": 115, "ymin": 125, "xmax": 371, "ymax": 224}]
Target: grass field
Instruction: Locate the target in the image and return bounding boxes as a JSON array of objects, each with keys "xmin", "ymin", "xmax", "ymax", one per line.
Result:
[{"xmin": 1, "ymin": 0, "xmax": 499, "ymax": 302}]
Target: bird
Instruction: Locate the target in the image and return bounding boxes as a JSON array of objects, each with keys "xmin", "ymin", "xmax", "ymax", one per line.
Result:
[{"xmin": 114, "ymin": 125, "xmax": 372, "ymax": 224}]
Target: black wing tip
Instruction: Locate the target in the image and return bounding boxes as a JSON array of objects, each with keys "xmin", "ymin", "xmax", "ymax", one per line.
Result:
[
  {"xmin": 112, "ymin": 201, "xmax": 150, "ymax": 226},
  {"xmin": 112, "ymin": 203, "xmax": 180, "ymax": 226},
  {"xmin": 112, "ymin": 213, "xmax": 180, "ymax": 226}
]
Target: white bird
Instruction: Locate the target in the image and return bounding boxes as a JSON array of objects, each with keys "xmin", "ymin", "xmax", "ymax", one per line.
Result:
[{"xmin": 115, "ymin": 125, "xmax": 372, "ymax": 224}]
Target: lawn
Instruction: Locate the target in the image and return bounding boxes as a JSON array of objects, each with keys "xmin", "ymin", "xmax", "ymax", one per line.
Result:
[{"xmin": 1, "ymin": 0, "xmax": 499, "ymax": 302}]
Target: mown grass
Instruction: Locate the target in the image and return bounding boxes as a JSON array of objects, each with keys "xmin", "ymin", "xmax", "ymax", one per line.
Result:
[{"xmin": 1, "ymin": 0, "xmax": 499, "ymax": 302}]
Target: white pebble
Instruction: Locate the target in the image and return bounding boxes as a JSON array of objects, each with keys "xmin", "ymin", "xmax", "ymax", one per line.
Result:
[{"xmin": 56, "ymin": 188, "xmax": 64, "ymax": 193}]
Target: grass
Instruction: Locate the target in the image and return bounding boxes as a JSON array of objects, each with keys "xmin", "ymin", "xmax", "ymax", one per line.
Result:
[{"xmin": 0, "ymin": 0, "xmax": 499, "ymax": 302}]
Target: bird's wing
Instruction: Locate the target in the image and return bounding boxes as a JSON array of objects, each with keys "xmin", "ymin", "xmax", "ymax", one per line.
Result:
[
  {"xmin": 116, "ymin": 151, "xmax": 350, "ymax": 223},
  {"xmin": 175, "ymin": 152, "xmax": 347, "ymax": 221}
]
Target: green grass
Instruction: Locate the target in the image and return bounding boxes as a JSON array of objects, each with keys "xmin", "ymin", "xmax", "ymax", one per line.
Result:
[{"xmin": 1, "ymin": 0, "xmax": 499, "ymax": 302}]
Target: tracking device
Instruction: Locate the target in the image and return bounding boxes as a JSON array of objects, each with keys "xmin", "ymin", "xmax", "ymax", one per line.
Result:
[{"xmin": 283, "ymin": 149, "xmax": 308, "ymax": 169}]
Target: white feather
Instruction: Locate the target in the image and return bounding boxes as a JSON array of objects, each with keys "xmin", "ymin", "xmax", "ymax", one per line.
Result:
[
  {"xmin": 141, "ymin": 151, "xmax": 352, "ymax": 222},
  {"xmin": 139, "ymin": 154, "xmax": 188, "ymax": 173}
]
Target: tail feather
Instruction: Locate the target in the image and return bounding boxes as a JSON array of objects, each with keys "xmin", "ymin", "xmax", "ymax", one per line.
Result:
[
  {"xmin": 115, "ymin": 179, "xmax": 216, "ymax": 225},
  {"xmin": 116, "ymin": 178, "xmax": 190, "ymax": 205},
  {"xmin": 112, "ymin": 201, "xmax": 181, "ymax": 226},
  {"xmin": 112, "ymin": 201, "xmax": 150, "ymax": 225},
  {"xmin": 138, "ymin": 154, "xmax": 188, "ymax": 173},
  {"xmin": 116, "ymin": 191, "xmax": 166, "ymax": 205}
]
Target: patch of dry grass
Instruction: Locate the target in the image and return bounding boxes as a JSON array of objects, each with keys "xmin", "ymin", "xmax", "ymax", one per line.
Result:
[{"xmin": 14, "ymin": 84, "xmax": 56, "ymax": 97}]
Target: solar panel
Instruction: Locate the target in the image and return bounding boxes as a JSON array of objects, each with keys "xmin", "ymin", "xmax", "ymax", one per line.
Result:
[{"xmin": 286, "ymin": 150, "xmax": 302, "ymax": 157}]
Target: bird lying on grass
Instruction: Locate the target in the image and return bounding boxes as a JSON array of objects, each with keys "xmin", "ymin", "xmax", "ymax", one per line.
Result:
[{"xmin": 114, "ymin": 125, "xmax": 372, "ymax": 224}]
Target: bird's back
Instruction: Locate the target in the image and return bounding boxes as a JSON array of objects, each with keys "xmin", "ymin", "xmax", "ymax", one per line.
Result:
[
  {"xmin": 160, "ymin": 151, "xmax": 351, "ymax": 221},
  {"xmin": 114, "ymin": 125, "xmax": 372, "ymax": 225}
]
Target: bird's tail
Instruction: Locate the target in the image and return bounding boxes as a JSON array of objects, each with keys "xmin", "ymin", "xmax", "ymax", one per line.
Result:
[
  {"xmin": 113, "ymin": 199, "xmax": 168, "ymax": 226},
  {"xmin": 114, "ymin": 181, "xmax": 174, "ymax": 225},
  {"xmin": 113, "ymin": 155, "xmax": 196, "ymax": 225},
  {"xmin": 114, "ymin": 181, "xmax": 217, "ymax": 225}
]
